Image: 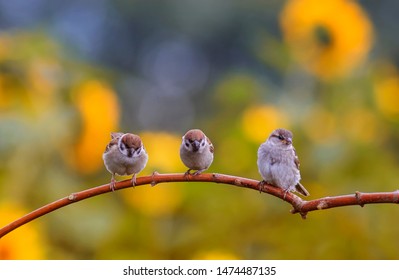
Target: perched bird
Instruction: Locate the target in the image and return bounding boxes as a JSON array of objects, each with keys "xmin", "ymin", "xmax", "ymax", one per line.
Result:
[
  {"xmin": 180, "ymin": 129, "xmax": 214, "ymax": 175},
  {"xmin": 257, "ymin": 128, "xmax": 309, "ymax": 197},
  {"xmin": 103, "ymin": 132, "xmax": 148, "ymax": 191}
]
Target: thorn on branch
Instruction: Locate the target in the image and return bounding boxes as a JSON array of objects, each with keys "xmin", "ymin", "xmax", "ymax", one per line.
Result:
[{"xmin": 355, "ymin": 191, "xmax": 364, "ymax": 207}]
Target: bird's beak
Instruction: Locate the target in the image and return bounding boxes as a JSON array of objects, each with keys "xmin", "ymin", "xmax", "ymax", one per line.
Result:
[
  {"xmin": 192, "ymin": 140, "xmax": 200, "ymax": 152},
  {"xmin": 283, "ymin": 138, "xmax": 292, "ymax": 145}
]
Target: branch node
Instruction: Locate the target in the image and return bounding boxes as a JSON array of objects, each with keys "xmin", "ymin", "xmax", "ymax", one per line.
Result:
[
  {"xmin": 394, "ymin": 190, "xmax": 399, "ymax": 203},
  {"xmin": 355, "ymin": 191, "xmax": 364, "ymax": 207},
  {"xmin": 290, "ymin": 196, "xmax": 307, "ymax": 219},
  {"xmin": 257, "ymin": 181, "xmax": 265, "ymax": 194},
  {"xmin": 300, "ymin": 212, "xmax": 307, "ymax": 219},
  {"xmin": 212, "ymin": 173, "xmax": 224, "ymax": 183},
  {"xmin": 3, "ymin": 172, "xmax": 399, "ymax": 239},
  {"xmin": 234, "ymin": 178, "xmax": 243, "ymax": 186},
  {"xmin": 150, "ymin": 171, "xmax": 159, "ymax": 187},
  {"xmin": 290, "ymin": 207, "xmax": 307, "ymax": 219}
]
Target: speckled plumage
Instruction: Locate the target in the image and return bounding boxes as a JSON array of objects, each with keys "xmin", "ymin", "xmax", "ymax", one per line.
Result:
[
  {"xmin": 103, "ymin": 132, "xmax": 148, "ymax": 191},
  {"xmin": 180, "ymin": 129, "xmax": 214, "ymax": 175}
]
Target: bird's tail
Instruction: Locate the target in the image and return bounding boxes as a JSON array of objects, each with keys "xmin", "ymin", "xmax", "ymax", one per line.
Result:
[{"xmin": 295, "ymin": 183, "xmax": 310, "ymax": 196}]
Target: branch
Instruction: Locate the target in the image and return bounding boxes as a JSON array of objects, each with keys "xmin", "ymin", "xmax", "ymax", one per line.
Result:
[{"xmin": 1, "ymin": 172, "xmax": 398, "ymax": 238}]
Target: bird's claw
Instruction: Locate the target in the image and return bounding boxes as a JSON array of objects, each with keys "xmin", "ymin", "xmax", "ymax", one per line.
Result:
[
  {"xmin": 131, "ymin": 174, "xmax": 137, "ymax": 188},
  {"xmin": 192, "ymin": 169, "xmax": 204, "ymax": 176},
  {"xmin": 110, "ymin": 178, "xmax": 116, "ymax": 192},
  {"xmin": 257, "ymin": 180, "xmax": 266, "ymax": 194}
]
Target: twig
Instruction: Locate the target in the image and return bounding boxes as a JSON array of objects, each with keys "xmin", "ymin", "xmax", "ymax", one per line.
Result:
[{"xmin": 0, "ymin": 172, "xmax": 398, "ymax": 238}]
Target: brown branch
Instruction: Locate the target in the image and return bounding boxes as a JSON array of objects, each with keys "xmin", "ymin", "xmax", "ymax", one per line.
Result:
[{"xmin": 1, "ymin": 172, "xmax": 398, "ymax": 238}]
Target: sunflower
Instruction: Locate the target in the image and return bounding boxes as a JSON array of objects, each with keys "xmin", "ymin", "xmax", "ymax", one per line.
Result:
[{"xmin": 280, "ymin": 0, "xmax": 373, "ymax": 80}]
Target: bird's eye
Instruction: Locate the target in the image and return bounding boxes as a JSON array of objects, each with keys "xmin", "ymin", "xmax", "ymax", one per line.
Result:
[
  {"xmin": 278, "ymin": 135, "xmax": 284, "ymax": 140},
  {"xmin": 185, "ymin": 142, "xmax": 190, "ymax": 148},
  {"xmin": 201, "ymin": 141, "xmax": 205, "ymax": 146}
]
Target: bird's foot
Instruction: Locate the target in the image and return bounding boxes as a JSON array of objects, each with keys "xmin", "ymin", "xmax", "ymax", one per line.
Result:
[
  {"xmin": 131, "ymin": 174, "xmax": 137, "ymax": 188},
  {"xmin": 258, "ymin": 180, "xmax": 268, "ymax": 194},
  {"xmin": 110, "ymin": 177, "xmax": 116, "ymax": 192}
]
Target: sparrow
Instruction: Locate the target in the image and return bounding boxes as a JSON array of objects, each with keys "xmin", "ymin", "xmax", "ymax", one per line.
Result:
[
  {"xmin": 257, "ymin": 128, "xmax": 309, "ymax": 197},
  {"xmin": 103, "ymin": 132, "xmax": 148, "ymax": 191},
  {"xmin": 180, "ymin": 129, "xmax": 214, "ymax": 175}
]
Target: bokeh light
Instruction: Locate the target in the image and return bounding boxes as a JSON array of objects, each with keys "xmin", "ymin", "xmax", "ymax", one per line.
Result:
[
  {"xmin": 68, "ymin": 80, "xmax": 120, "ymax": 174},
  {"xmin": 374, "ymin": 66, "xmax": 399, "ymax": 121},
  {"xmin": 241, "ymin": 105, "xmax": 289, "ymax": 143},
  {"xmin": 0, "ymin": 0, "xmax": 399, "ymax": 260},
  {"xmin": 0, "ymin": 203, "xmax": 47, "ymax": 259}
]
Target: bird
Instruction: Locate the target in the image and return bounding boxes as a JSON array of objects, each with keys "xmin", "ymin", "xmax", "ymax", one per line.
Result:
[
  {"xmin": 257, "ymin": 128, "xmax": 309, "ymax": 197},
  {"xmin": 180, "ymin": 129, "xmax": 214, "ymax": 176},
  {"xmin": 103, "ymin": 132, "xmax": 148, "ymax": 191}
]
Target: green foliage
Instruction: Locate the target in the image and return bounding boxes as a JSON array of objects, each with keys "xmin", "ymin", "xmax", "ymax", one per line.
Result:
[{"xmin": 1, "ymin": 1, "xmax": 399, "ymax": 260}]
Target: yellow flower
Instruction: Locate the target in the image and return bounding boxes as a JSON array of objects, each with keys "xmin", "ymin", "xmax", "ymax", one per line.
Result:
[
  {"xmin": 193, "ymin": 250, "xmax": 239, "ymax": 260},
  {"xmin": 241, "ymin": 105, "xmax": 289, "ymax": 143},
  {"xmin": 123, "ymin": 185, "xmax": 183, "ymax": 217},
  {"xmin": 0, "ymin": 203, "xmax": 47, "ymax": 259},
  {"xmin": 280, "ymin": 0, "xmax": 373, "ymax": 80},
  {"xmin": 68, "ymin": 80, "xmax": 120, "ymax": 174},
  {"xmin": 0, "ymin": 74, "xmax": 12, "ymax": 108},
  {"xmin": 140, "ymin": 132, "xmax": 184, "ymax": 172},
  {"xmin": 374, "ymin": 67, "xmax": 399, "ymax": 120}
]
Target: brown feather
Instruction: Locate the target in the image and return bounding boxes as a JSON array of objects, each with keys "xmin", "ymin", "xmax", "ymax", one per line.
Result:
[{"xmin": 206, "ymin": 137, "xmax": 214, "ymax": 153}]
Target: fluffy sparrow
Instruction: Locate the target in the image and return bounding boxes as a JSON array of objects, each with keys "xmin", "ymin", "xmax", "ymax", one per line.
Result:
[
  {"xmin": 103, "ymin": 132, "xmax": 148, "ymax": 191},
  {"xmin": 180, "ymin": 129, "xmax": 214, "ymax": 175},
  {"xmin": 257, "ymin": 128, "xmax": 309, "ymax": 197}
]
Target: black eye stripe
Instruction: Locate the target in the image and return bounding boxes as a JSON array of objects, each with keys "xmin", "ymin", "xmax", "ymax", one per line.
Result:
[{"xmin": 272, "ymin": 134, "xmax": 284, "ymax": 140}]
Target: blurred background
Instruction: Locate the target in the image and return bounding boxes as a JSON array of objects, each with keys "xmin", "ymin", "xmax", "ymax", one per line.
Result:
[{"xmin": 1, "ymin": 0, "xmax": 399, "ymax": 259}]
